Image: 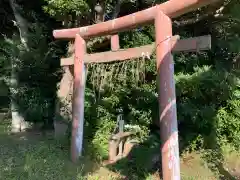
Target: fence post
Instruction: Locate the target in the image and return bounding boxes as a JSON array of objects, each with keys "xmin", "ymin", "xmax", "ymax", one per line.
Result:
[
  {"xmin": 71, "ymin": 34, "xmax": 86, "ymax": 162},
  {"xmin": 155, "ymin": 11, "xmax": 180, "ymax": 179}
]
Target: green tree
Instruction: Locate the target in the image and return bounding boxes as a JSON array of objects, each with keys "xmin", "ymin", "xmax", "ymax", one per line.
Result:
[{"xmin": 0, "ymin": 0, "xmax": 64, "ymax": 131}]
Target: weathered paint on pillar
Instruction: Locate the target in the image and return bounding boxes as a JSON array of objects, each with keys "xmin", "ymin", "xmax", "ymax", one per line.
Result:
[
  {"xmin": 72, "ymin": 34, "xmax": 86, "ymax": 163},
  {"xmin": 111, "ymin": 34, "xmax": 120, "ymax": 51},
  {"xmin": 155, "ymin": 12, "xmax": 180, "ymax": 179},
  {"xmin": 76, "ymin": 64, "xmax": 86, "ymax": 156}
]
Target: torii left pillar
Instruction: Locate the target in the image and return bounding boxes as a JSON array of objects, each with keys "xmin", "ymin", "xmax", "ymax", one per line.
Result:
[
  {"xmin": 71, "ymin": 34, "xmax": 86, "ymax": 162},
  {"xmin": 71, "ymin": 33, "xmax": 120, "ymax": 162}
]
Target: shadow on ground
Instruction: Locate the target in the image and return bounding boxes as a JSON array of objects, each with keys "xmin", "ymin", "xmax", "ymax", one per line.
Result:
[{"xmin": 106, "ymin": 134, "xmax": 161, "ymax": 180}]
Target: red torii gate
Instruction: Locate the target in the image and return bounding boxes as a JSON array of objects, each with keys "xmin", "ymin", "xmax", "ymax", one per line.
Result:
[{"xmin": 53, "ymin": 0, "xmax": 216, "ymax": 179}]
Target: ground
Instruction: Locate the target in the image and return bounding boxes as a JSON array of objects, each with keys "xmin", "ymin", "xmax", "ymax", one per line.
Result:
[{"xmin": 0, "ymin": 118, "xmax": 239, "ymax": 180}]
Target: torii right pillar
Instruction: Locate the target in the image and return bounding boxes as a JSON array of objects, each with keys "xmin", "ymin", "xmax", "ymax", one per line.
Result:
[{"xmin": 155, "ymin": 11, "xmax": 180, "ymax": 179}]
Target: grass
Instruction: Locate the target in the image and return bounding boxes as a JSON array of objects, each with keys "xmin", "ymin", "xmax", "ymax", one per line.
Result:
[
  {"xmin": 0, "ymin": 119, "xmax": 120, "ymax": 180},
  {"xmin": 0, "ymin": 130, "xmax": 83, "ymax": 179},
  {"xmin": 0, "ymin": 119, "xmax": 239, "ymax": 180}
]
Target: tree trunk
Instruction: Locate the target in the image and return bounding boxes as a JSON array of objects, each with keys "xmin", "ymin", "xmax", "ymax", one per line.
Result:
[
  {"xmin": 9, "ymin": 0, "xmax": 30, "ymax": 132},
  {"xmin": 54, "ymin": 65, "xmax": 73, "ymax": 137}
]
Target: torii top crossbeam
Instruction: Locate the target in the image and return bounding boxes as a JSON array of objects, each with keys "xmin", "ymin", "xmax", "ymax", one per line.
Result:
[{"xmin": 53, "ymin": 0, "xmax": 218, "ymax": 39}]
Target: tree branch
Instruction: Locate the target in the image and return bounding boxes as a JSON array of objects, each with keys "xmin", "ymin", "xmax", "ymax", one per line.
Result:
[
  {"xmin": 112, "ymin": 0, "xmax": 121, "ymax": 19},
  {"xmin": 173, "ymin": 1, "xmax": 229, "ymax": 27},
  {"xmin": 173, "ymin": 13, "xmax": 211, "ymax": 27},
  {"xmin": 94, "ymin": 0, "xmax": 105, "ymax": 23},
  {"xmin": 9, "ymin": 0, "xmax": 28, "ymax": 49}
]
